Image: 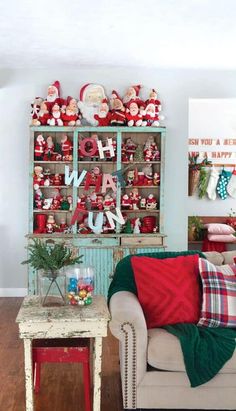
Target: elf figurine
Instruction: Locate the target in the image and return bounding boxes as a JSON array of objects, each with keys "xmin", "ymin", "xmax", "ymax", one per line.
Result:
[
  {"xmin": 94, "ymin": 98, "xmax": 111, "ymax": 126},
  {"xmin": 34, "ymin": 134, "xmax": 46, "ymax": 161},
  {"xmin": 109, "ymin": 90, "xmax": 126, "ymax": 126},
  {"xmin": 61, "ymin": 135, "xmax": 73, "ymax": 160}
]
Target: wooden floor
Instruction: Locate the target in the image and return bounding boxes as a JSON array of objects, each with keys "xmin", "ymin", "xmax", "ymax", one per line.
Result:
[{"xmin": 0, "ymin": 298, "xmax": 123, "ymax": 411}]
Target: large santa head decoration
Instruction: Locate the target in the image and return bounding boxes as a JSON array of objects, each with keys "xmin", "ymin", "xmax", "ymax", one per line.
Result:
[{"xmin": 78, "ymin": 83, "xmax": 107, "ymax": 126}]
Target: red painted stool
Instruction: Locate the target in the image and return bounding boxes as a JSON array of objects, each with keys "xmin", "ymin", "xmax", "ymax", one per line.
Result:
[{"xmin": 32, "ymin": 338, "xmax": 91, "ymax": 411}]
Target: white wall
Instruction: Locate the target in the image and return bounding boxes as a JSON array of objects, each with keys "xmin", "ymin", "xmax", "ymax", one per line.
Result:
[{"xmin": 0, "ymin": 67, "xmax": 236, "ymax": 292}]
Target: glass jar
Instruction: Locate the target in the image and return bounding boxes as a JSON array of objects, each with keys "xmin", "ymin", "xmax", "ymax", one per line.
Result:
[
  {"xmin": 37, "ymin": 269, "xmax": 66, "ymax": 307},
  {"xmin": 65, "ymin": 265, "xmax": 94, "ymax": 306}
]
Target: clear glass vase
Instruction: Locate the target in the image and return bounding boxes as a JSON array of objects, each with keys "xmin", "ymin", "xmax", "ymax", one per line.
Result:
[{"xmin": 38, "ymin": 270, "xmax": 66, "ymax": 307}]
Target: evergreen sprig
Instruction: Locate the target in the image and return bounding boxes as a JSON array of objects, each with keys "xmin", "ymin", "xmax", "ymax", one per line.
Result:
[{"xmin": 22, "ymin": 239, "xmax": 83, "ymax": 274}]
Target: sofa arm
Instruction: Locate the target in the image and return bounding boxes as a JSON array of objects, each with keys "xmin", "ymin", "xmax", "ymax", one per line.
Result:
[{"xmin": 109, "ymin": 291, "xmax": 148, "ymax": 409}]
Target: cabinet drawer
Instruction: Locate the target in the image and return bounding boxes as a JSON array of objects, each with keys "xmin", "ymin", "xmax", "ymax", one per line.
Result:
[
  {"xmin": 121, "ymin": 236, "xmax": 164, "ymax": 247},
  {"xmin": 74, "ymin": 237, "xmax": 119, "ymax": 247}
]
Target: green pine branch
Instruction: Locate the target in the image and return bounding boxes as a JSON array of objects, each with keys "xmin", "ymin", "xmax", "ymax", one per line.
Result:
[{"xmin": 22, "ymin": 239, "xmax": 83, "ymax": 274}]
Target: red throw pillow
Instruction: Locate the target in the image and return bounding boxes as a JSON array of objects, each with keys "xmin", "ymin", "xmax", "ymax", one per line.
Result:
[{"xmin": 131, "ymin": 255, "xmax": 201, "ymax": 328}]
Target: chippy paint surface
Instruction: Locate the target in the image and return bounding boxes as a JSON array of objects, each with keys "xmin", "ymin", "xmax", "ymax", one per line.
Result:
[{"xmin": 16, "ymin": 295, "xmax": 110, "ymax": 411}]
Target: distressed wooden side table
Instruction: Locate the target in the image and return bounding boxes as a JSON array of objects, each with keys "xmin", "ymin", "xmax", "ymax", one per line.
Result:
[{"xmin": 16, "ymin": 295, "xmax": 110, "ymax": 411}]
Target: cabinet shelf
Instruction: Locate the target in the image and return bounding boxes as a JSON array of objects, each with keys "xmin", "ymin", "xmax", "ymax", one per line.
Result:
[
  {"xmin": 121, "ymin": 209, "xmax": 159, "ymax": 213},
  {"xmin": 122, "ymin": 161, "xmax": 161, "ymax": 164},
  {"xmin": 34, "ymin": 161, "xmax": 72, "ymax": 164},
  {"xmin": 33, "ymin": 210, "xmax": 72, "ymax": 213},
  {"xmin": 38, "ymin": 186, "xmax": 70, "ymax": 189},
  {"xmin": 124, "ymin": 185, "xmax": 159, "ymax": 189}
]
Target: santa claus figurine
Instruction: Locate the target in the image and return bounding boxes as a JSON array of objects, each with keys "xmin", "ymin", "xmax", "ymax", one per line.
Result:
[
  {"xmin": 46, "ymin": 80, "xmax": 65, "ymax": 110},
  {"xmin": 125, "ymin": 99, "xmax": 143, "ymax": 127},
  {"xmin": 43, "ymin": 135, "xmax": 55, "ymax": 161},
  {"xmin": 53, "ymin": 173, "xmax": 62, "ymax": 186},
  {"xmin": 94, "ymin": 98, "xmax": 111, "ymax": 126},
  {"xmin": 123, "ymin": 84, "xmax": 144, "ymax": 108},
  {"xmin": 78, "ymin": 83, "xmax": 107, "ymax": 126},
  {"xmin": 103, "ymin": 194, "xmax": 115, "ymax": 211},
  {"xmin": 48, "ymin": 103, "xmax": 64, "ymax": 126},
  {"xmin": 146, "ymin": 194, "xmax": 157, "ymax": 209},
  {"xmin": 59, "ymin": 218, "xmax": 68, "ymax": 233},
  {"xmin": 61, "ymin": 134, "xmax": 73, "ymax": 160},
  {"xmin": 125, "ymin": 138, "xmax": 137, "ymax": 160},
  {"xmin": 142, "ymin": 99, "xmax": 160, "ymax": 127},
  {"xmin": 77, "ymin": 194, "xmax": 86, "ymax": 210},
  {"xmin": 46, "ymin": 214, "xmax": 57, "ymax": 234},
  {"xmin": 130, "ymin": 188, "xmax": 141, "ymax": 210},
  {"xmin": 109, "ymin": 90, "xmax": 126, "ymax": 126},
  {"xmin": 34, "ymin": 134, "xmax": 46, "ymax": 161},
  {"xmin": 121, "ymin": 194, "xmax": 131, "ymax": 209},
  {"xmin": 33, "ymin": 165, "xmax": 45, "ymax": 189},
  {"xmin": 61, "ymin": 96, "xmax": 81, "ymax": 126}
]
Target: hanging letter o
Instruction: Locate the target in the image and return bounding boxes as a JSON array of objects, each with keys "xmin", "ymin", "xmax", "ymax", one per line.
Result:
[{"xmin": 80, "ymin": 138, "xmax": 98, "ymax": 157}]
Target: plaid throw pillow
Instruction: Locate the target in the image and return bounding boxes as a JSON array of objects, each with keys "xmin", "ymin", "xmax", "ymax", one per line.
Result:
[{"xmin": 198, "ymin": 258, "xmax": 236, "ymax": 327}]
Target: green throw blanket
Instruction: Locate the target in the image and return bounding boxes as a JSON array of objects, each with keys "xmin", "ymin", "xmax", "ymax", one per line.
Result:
[{"xmin": 108, "ymin": 250, "xmax": 236, "ymax": 387}]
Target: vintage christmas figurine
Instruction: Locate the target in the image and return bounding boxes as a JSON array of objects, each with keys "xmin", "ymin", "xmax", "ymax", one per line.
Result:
[
  {"xmin": 109, "ymin": 90, "xmax": 126, "ymax": 126},
  {"xmin": 61, "ymin": 134, "xmax": 73, "ymax": 160},
  {"xmin": 94, "ymin": 98, "xmax": 111, "ymax": 126},
  {"xmin": 34, "ymin": 135, "xmax": 46, "ymax": 161},
  {"xmin": 48, "ymin": 103, "xmax": 63, "ymax": 126},
  {"xmin": 61, "ymin": 96, "xmax": 81, "ymax": 126},
  {"xmin": 78, "ymin": 83, "xmax": 107, "ymax": 126},
  {"xmin": 125, "ymin": 100, "xmax": 143, "ymax": 127}
]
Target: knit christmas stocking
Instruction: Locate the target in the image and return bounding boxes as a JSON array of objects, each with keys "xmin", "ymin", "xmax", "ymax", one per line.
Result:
[
  {"xmin": 227, "ymin": 170, "xmax": 236, "ymax": 199},
  {"xmin": 206, "ymin": 167, "xmax": 219, "ymax": 200},
  {"xmin": 216, "ymin": 169, "xmax": 232, "ymax": 200}
]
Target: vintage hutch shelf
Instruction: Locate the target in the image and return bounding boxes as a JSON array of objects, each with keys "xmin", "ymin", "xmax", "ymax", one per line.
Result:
[{"xmin": 28, "ymin": 126, "xmax": 166, "ymax": 295}]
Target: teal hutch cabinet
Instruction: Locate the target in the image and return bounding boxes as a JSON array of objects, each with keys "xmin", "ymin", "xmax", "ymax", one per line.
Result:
[{"xmin": 28, "ymin": 126, "xmax": 166, "ymax": 296}]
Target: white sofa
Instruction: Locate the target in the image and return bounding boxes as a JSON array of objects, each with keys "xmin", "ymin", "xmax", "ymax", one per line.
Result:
[{"xmin": 109, "ymin": 250, "xmax": 236, "ymax": 410}]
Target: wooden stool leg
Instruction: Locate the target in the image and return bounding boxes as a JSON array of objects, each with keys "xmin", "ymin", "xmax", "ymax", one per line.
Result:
[
  {"xmin": 83, "ymin": 361, "xmax": 91, "ymax": 411},
  {"xmin": 34, "ymin": 363, "xmax": 41, "ymax": 394}
]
